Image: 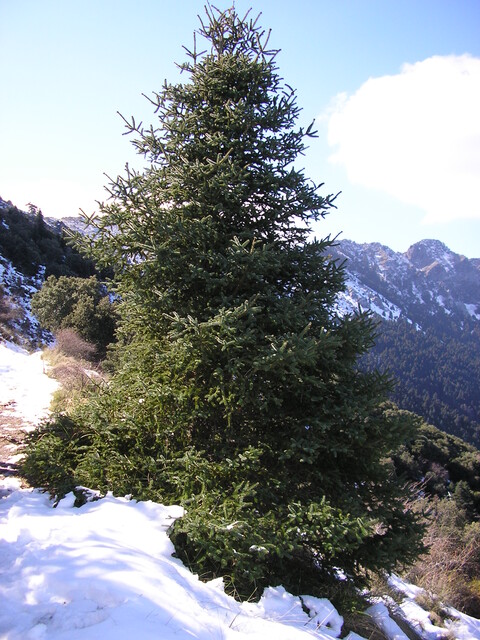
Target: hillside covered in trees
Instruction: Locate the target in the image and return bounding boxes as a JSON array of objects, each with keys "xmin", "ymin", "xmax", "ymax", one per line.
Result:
[
  {"xmin": 0, "ymin": 199, "xmax": 94, "ymax": 279},
  {"xmin": 0, "ymin": 199, "xmax": 97, "ymax": 345},
  {"xmin": 363, "ymin": 318, "xmax": 480, "ymax": 447},
  {"xmin": 330, "ymin": 239, "xmax": 480, "ymax": 447}
]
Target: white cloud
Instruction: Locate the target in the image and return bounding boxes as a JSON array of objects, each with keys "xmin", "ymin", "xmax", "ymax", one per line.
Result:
[{"xmin": 324, "ymin": 55, "xmax": 480, "ymax": 223}]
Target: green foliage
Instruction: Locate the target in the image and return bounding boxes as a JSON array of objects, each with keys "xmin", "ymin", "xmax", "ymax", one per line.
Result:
[
  {"xmin": 31, "ymin": 275, "xmax": 116, "ymax": 356},
  {"xmin": 0, "ymin": 204, "xmax": 94, "ymax": 278},
  {"xmin": 22, "ymin": 414, "xmax": 85, "ymax": 498},
  {"xmin": 393, "ymin": 416, "xmax": 480, "ymax": 519},
  {"xmin": 24, "ymin": 6, "xmax": 424, "ymax": 597},
  {"xmin": 363, "ymin": 318, "xmax": 480, "ymax": 446}
]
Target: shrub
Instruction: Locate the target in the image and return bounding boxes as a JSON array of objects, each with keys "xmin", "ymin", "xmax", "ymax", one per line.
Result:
[
  {"xmin": 405, "ymin": 498, "xmax": 480, "ymax": 617},
  {"xmin": 22, "ymin": 414, "xmax": 85, "ymax": 497},
  {"xmin": 55, "ymin": 328, "xmax": 97, "ymax": 361},
  {"xmin": 31, "ymin": 275, "xmax": 116, "ymax": 358}
]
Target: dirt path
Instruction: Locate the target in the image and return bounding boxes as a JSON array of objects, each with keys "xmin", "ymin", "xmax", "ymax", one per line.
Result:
[
  {"xmin": 0, "ymin": 401, "xmax": 30, "ymax": 483},
  {"xmin": 0, "ymin": 343, "xmax": 59, "ymax": 493}
]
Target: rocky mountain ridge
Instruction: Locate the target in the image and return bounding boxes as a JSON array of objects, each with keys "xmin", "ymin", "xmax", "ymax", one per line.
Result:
[{"xmin": 330, "ymin": 238, "xmax": 480, "ymax": 328}]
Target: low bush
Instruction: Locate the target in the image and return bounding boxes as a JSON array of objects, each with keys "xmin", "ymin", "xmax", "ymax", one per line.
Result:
[
  {"xmin": 41, "ymin": 336, "xmax": 106, "ymax": 413},
  {"xmin": 405, "ymin": 498, "xmax": 480, "ymax": 617},
  {"xmin": 22, "ymin": 414, "xmax": 86, "ymax": 496},
  {"xmin": 55, "ymin": 328, "xmax": 97, "ymax": 361},
  {"xmin": 31, "ymin": 276, "xmax": 117, "ymax": 358}
]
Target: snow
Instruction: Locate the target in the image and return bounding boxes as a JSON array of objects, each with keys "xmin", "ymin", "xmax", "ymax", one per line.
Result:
[
  {"xmin": 1, "ymin": 342, "xmax": 480, "ymax": 640},
  {"xmin": 465, "ymin": 303, "xmax": 480, "ymax": 320},
  {"xmin": 388, "ymin": 574, "xmax": 423, "ymax": 600},
  {"xmin": 335, "ymin": 275, "xmax": 402, "ymax": 321},
  {"xmin": 389, "ymin": 574, "xmax": 480, "ymax": 639},
  {"xmin": 397, "ymin": 600, "xmax": 446, "ymax": 640},
  {"xmin": 0, "ymin": 342, "xmax": 58, "ymax": 427},
  {"xmin": 366, "ymin": 603, "xmax": 409, "ymax": 640},
  {"xmin": 436, "ymin": 295, "xmax": 447, "ymax": 310},
  {"xmin": 446, "ymin": 609, "xmax": 480, "ymax": 640},
  {"xmin": 0, "ymin": 488, "xmax": 350, "ymax": 640}
]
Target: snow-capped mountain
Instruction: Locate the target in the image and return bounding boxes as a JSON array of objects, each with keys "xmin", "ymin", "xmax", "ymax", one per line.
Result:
[
  {"xmin": 330, "ymin": 239, "xmax": 480, "ymax": 327},
  {"xmin": 328, "ymin": 239, "xmax": 480, "ymax": 447}
]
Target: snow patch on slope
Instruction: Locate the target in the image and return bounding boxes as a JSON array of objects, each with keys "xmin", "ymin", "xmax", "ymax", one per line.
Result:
[
  {"xmin": 335, "ymin": 275, "xmax": 402, "ymax": 320},
  {"xmin": 465, "ymin": 303, "xmax": 480, "ymax": 320},
  {"xmin": 0, "ymin": 255, "xmax": 48, "ymax": 347}
]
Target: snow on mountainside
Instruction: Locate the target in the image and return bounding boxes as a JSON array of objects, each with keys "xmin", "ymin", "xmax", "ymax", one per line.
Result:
[
  {"xmin": 0, "ymin": 198, "xmax": 96, "ymax": 347},
  {"xmin": 330, "ymin": 239, "xmax": 480, "ymax": 326},
  {"xmin": 0, "ymin": 252, "xmax": 48, "ymax": 347}
]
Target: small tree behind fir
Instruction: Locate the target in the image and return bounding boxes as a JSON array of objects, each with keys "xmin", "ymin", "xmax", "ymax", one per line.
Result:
[
  {"xmin": 24, "ymin": 5, "xmax": 423, "ymax": 597},
  {"xmin": 31, "ymin": 275, "xmax": 116, "ymax": 357}
]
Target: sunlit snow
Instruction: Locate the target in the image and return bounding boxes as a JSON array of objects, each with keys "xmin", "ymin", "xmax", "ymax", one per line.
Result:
[
  {"xmin": 465, "ymin": 303, "xmax": 480, "ymax": 321},
  {"xmin": 0, "ymin": 342, "xmax": 58, "ymax": 427},
  {"xmin": 1, "ymin": 342, "xmax": 480, "ymax": 639}
]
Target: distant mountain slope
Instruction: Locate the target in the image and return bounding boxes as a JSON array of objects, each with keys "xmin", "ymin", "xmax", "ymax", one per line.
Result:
[
  {"xmin": 330, "ymin": 239, "xmax": 480, "ymax": 446},
  {"xmin": 0, "ymin": 198, "xmax": 95, "ymax": 346},
  {"xmin": 331, "ymin": 239, "xmax": 480, "ymax": 326}
]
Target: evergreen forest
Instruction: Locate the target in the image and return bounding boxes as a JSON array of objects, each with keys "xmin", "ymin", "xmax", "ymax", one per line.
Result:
[
  {"xmin": 363, "ymin": 317, "xmax": 480, "ymax": 447},
  {"xmin": 0, "ymin": 203, "xmax": 94, "ymax": 278}
]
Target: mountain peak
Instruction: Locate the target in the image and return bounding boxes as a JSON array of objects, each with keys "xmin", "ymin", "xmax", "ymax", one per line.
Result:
[
  {"xmin": 405, "ymin": 239, "xmax": 457, "ymax": 271},
  {"xmin": 330, "ymin": 237, "xmax": 480, "ymax": 324}
]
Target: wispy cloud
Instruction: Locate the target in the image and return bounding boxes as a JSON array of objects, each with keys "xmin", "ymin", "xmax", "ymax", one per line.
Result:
[{"xmin": 323, "ymin": 55, "xmax": 480, "ymax": 223}]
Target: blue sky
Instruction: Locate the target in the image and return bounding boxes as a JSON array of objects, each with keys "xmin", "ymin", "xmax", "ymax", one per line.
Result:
[{"xmin": 1, "ymin": 0, "xmax": 479, "ymax": 257}]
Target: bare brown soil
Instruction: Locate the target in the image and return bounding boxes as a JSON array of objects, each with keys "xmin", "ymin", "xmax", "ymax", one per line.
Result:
[{"xmin": 0, "ymin": 400, "xmax": 31, "ymax": 486}]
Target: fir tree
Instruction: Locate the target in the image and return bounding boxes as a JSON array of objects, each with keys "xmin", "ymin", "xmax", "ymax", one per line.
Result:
[{"xmin": 25, "ymin": 6, "xmax": 423, "ymax": 597}]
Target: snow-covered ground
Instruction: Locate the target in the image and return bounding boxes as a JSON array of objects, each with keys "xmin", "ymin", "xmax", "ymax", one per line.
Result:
[
  {"xmin": 0, "ymin": 489, "xmax": 354, "ymax": 640},
  {"xmin": 0, "ymin": 342, "xmax": 58, "ymax": 427},
  {"xmin": 1, "ymin": 341, "xmax": 480, "ymax": 640}
]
